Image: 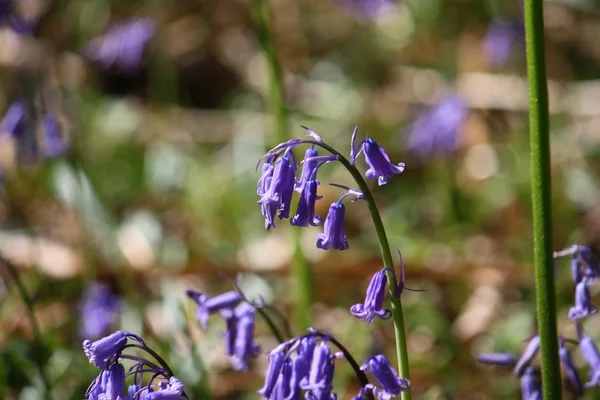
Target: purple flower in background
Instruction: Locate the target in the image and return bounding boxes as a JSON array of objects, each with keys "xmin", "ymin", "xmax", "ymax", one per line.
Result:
[
  {"xmin": 568, "ymin": 278, "xmax": 598, "ymax": 321},
  {"xmin": 361, "ymin": 354, "xmax": 410, "ymax": 399},
  {"xmin": 408, "ymin": 94, "xmax": 468, "ymax": 158},
  {"xmin": 579, "ymin": 334, "xmax": 600, "ymax": 386},
  {"xmin": 317, "ymin": 202, "xmax": 349, "ymax": 251},
  {"xmin": 145, "ymin": 377, "xmax": 186, "ymax": 400},
  {"xmin": 483, "ymin": 20, "xmax": 524, "ymax": 68},
  {"xmin": 520, "ymin": 366, "xmax": 541, "ymax": 400},
  {"xmin": 477, "ymin": 352, "xmax": 519, "ymax": 366},
  {"xmin": 85, "ymin": 18, "xmax": 156, "ymax": 73},
  {"xmin": 0, "ymin": 1, "xmax": 34, "ymax": 33},
  {"xmin": 83, "ymin": 330, "xmax": 144, "ymax": 369},
  {"xmin": 79, "ymin": 282, "xmax": 120, "ymax": 340},
  {"xmin": 350, "ymin": 269, "xmax": 392, "ymax": 323},
  {"xmin": 231, "ymin": 302, "xmax": 260, "ymax": 371},
  {"xmin": 342, "ymin": 0, "xmax": 393, "ymax": 21},
  {"xmin": 258, "ymin": 343, "xmax": 288, "ymax": 398},
  {"xmin": 42, "ymin": 113, "xmax": 67, "ymax": 158},
  {"xmin": 559, "ymin": 341, "xmax": 584, "ymax": 396},
  {"xmin": 1, "ymin": 100, "xmax": 27, "ymax": 138},
  {"xmin": 186, "ymin": 289, "xmax": 242, "ymax": 328},
  {"xmin": 513, "ymin": 335, "xmax": 541, "ymax": 377}
]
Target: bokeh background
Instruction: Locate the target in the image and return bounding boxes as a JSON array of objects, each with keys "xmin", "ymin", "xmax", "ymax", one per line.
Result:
[{"xmin": 1, "ymin": 0, "xmax": 600, "ymax": 398}]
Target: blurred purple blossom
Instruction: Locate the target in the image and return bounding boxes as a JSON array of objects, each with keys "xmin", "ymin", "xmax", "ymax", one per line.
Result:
[
  {"xmin": 0, "ymin": 1, "xmax": 34, "ymax": 33},
  {"xmin": 1, "ymin": 100, "xmax": 27, "ymax": 138},
  {"xmin": 350, "ymin": 269, "xmax": 391, "ymax": 323},
  {"xmin": 342, "ymin": 0, "xmax": 394, "ymax": 21},
  {"xmin": 408, "ymin": 94, "xmax": 468, "ymax": 158},
  {"xmin": 79, "ymin": 282, "xmax": 121, "ymax": 340},
  {"xmin": 483, "ymin": 20, "xmax": 524, "ymax": 68},
  {"xmin": 42, "ymin": 113, "xmax": 68, "ymax": 158},
  {"xmin": 84, "ymin": 18, "xmax": 156, "ymax": 73}
]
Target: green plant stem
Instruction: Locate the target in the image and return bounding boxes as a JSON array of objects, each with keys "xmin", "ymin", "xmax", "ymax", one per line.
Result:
[
  {"xmin": 299, "ymin": 140, "xmax": 412, "ymax": 400},
  {"xmin": 524, "ymin": 0, "xmax": 561, "ymax": 398},
  {"xmin": 252, "ymin": 0, "xmax": 312, "ymax": 332},
  {"xmin": 0, "ymin": 257, "xmax": 51, "ymax": 399}
]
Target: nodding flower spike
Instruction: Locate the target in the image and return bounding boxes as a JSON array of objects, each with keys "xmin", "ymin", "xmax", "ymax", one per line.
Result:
[
  {"xmin": 363, "ymin": 137, "xmax": 405, "ymax": 186},
  {"xmin": 568, "ymin": 278, "xmax": 598, "ymax": 321},
  {"xmin": 361, "ymin": 354, "xmax": 410, "ymax": 399},
  {"xmin": 559, "ymin": 341, "xmax": 584, "ymax": 396},
  {"xmin": 350, "ymin": 269, "xmax": 392, "ymax": 323},
  {"xmin": 83, "ymin": 330, "xmax": 144, "ymax": 369},
  {"xmin": 520, "ymin": 366, "xmax": 541, "ymax": 400},
  {"xmin": 317, "ymin": 202, "xmax": 349, "ymax": 251}
]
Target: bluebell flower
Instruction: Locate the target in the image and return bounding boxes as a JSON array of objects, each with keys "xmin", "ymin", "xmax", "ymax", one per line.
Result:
[
  {"xmin": 296, "ymin": 146, "xmax": 319, "ymax": 193},
  {"xmin": 84, "ymin": 331, "xmax": 186, "ymax": 400},
  {"xmin": 483, "ymin": 20, "xmax": 524, "ymax": 68},
  {"xmin": 360, "ymin": 354, "xmax": 410, "ymax": 399},
  {"xmin": 291, "ymin": 179, "xmax": 322, "ymax": 227},
  {"xmin": 579, "ymin": 334, "xmax": 600, "ymax": 386},
  {"xmin": 83, "ymin": 330, "xmax": 144, "ymax": 369},
  {"xmin": 360, "ymin": 138, "xmax": 405, "ymax": 186},
  {"xmin": 568, "ymin": 278, "xmax": 598, "ymax": 321},
  {"xmin": 513, "ymin": 335, "xmax": 540, "ymax": 377},
  {"xmin": 231, "ymin": 302, "xmax": 260, "ymax": 371},
  {"xmin": 258, "ymin": 343, "xmax": 288, "ymax": 398},
  {"xmin": 559, "ymin": 340, "xmax": 584, "ymax": 396},
  {"xmin": 300, "ymin": 342, "xmax": 340, "ymax": 399},
  {"xmin": 317, "ymin": 202, "xmax": 349, "ymax": 251},
  {"xmin": 79, "ymin": 282, "xmax": 121, "ymax": 340},
  {"xmin": 407, "ymin": 94, "xmax": 468, "ymax": 158},
  {"xmin": 42, "ymin": 113, "xmax": 67, "ymax": 158},
  {"xmin": 0, "ymin": 1, "xmax": 34, "ymax": 33},
  {"xmin": 476, "ymin": 352, "xmax": 519, "ymax": 366},
  {"xmin": 520, "ymin": 366, "xmax": 541, "ymax": 400},
  {"xmin": 186, "ymin": 289, "xmax": 242, "ymax": 328},
  {"xmin": 1, "ymin": 100, "xmax": 27, "ymax": 138},
  {"xmin": 350, "ymin": 268, "xmax": 392, "ymax": 323},
  {"xmin": 257, "ymin": 155, "xmax": 278, "ymax": 229},
  {"xmin": 85, "ymin": 18, "xmax": 156, "ymax": 73},
  {"xmin": 258, "ymin": 148, "xmax": 297, "ymax": 225}
]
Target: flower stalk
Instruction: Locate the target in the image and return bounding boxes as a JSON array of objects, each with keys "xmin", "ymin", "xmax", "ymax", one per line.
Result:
[
  {"xmin": 251, "ymin": 0, "xmax": 312, "ymax": 332},
  {"xmin": 299, "ymin": 139, "xmax": 412, "ymax": 400},
  {"xmin": 524, "ymin": 0, "xmax": 561, "ymax": 398}
]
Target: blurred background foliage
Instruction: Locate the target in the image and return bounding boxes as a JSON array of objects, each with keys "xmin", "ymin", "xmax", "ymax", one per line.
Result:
[{"xmin": 1, "ymin": 0, "xmax": 600, "ymax": 398}]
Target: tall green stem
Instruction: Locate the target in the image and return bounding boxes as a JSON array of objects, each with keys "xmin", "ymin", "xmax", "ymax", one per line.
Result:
[
  {"xmin": 524, "ymin": 1, "xmax": 561, "ymax": 398},
  {"xmin": 299, "ymin": 140, "xmax": 412, "ymax": 400},
  {"xmin": 251, "ymin": 0, "xmax": 312, "ymax": 332}
]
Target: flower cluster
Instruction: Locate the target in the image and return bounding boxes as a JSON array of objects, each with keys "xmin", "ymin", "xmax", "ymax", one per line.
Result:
[
  {"xmin": 258, "ymin": 331, "xmax": 409, "ymax": 400},
  {"xmin": 83, "ymin": 330, "xmax": 186, "ymax": 399},
  {"xmin": 256, "ymin": 126, "xmax": 405, "ymax": 250},
  {"xmin": 479, "ymin": 245, "xmax": 600, "ymax": 398},
  {"xmin": 0, "ymin": 0, "xmax": 35, "ymax": 33},
  {"xmin": 186, "ymin": 289, "xmax": 260, "ymax": 371}
]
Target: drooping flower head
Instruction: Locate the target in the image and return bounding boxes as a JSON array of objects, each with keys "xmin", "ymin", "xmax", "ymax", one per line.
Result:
[
  {"xmin": 568, "ymin": 278, "xmax": 598, "ymax": 321},
  {"xmin": 79, "ymin": 282, "xmax": 121, "ymax": 340},
  {"xmin": 520, "ymin": 366, "xmax": 541, "ymax": 400},
  {"xmin": 296, "ymin": 146, "xmax": 319, "ymax": 193},
  {"xmin": 231, "ymin": 302, "xmax": 261, "ymax": 371},
  {"xmin": 186, "ymin": 289, "xmax": 242, "ymax": 328},
  {"xmin": 84, "ymin": 18, "xmax": 157, "ymax": 73},
  {"xmin": 317, "ymin": 202, "xmax": 348, "ymax": 251},
  {"xmin": 559, "ymin": 339, "xmax": 584, "ymax": 396},
  {"xmin": 83, "ymin": 331, "xmax": 186, "ymax": 400},
  {"xmin": 407, "ymin": 94, "xmax": 468, "ymax": 158},
  {"xmin": 579, "ymin": 333, "xmax": 600, "ymax": 387},
  {"xmin": 257, "ymin": 147, "xmax": 298, "ymax": 225},
  {"xmin": 83, "ymin": 330, "xmax": 144, "ymax": 369},
  {"xmin": 350, "ymin": 268, "xmax": 392, "ymax": 323},
  {"xmin": 361, "ymin": 354, "xmax": 410, "ymax": 400}
]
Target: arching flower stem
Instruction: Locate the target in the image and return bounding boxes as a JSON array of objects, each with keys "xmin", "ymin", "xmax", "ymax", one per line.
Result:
[{"xmin": 296, "ymin": 138, "xmax": 412, "ymax": 400}]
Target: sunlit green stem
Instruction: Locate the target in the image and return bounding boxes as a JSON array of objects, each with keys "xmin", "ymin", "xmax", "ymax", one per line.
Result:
[
  {"xmin": 0, "ymin": 257, "xmax": 51, "ymax": 399},
  {"xmin": 300, "ymin": 140, "xmax": 412, "ymax": 399},
  {"xmin": 251, "ymin": 0, "xmax": 312, "ymax": 332},
  {"xmin": 524, "ymin": 0, "xmax": 561, "ymax": 398}
]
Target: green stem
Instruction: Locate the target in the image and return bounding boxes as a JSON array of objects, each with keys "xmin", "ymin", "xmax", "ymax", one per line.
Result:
[
  {"xmin": 251, "ymin": 0, "xmax": 312, "ymax": 332},
  {"xmin": 298, "ymin": 140, "xmax": 412, "ymax": 399},
  {"xmin": 0, "ymin": 257, "xmax": 51, "ymax": 399},
  {"xmin": 524, "ymin": 1, "xmax": 561, "ymax": 398}
]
